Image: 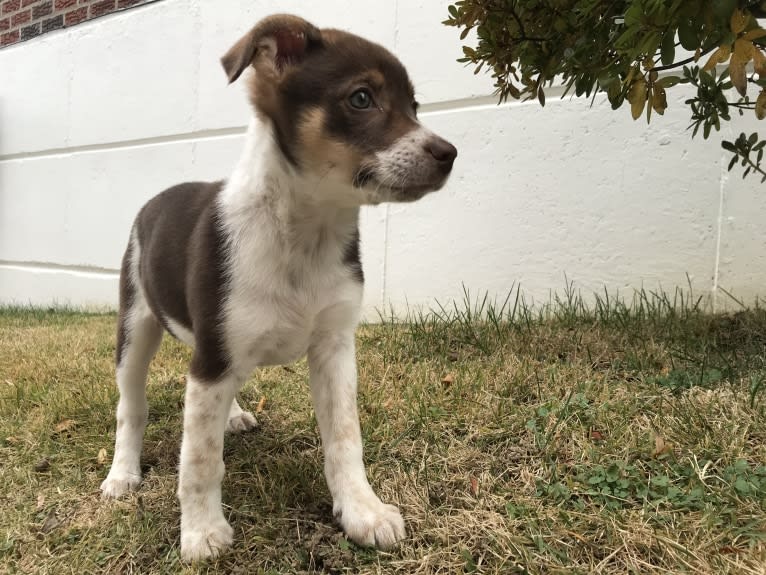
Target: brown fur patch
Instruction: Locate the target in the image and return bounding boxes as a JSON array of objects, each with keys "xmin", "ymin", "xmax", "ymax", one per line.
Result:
[{"xmin": 297, "ymin": 107, "xmax": 364, "ymax": 181}]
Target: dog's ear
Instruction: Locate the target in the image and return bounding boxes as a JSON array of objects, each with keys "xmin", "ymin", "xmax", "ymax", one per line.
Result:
[{"xmin": 221, "ymin": 14, "xmax": 321, "ymax": 84}]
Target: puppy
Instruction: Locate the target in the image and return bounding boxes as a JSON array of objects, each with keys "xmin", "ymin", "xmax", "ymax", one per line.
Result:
[{"xmin": 100, "ymin": 14, "xmax": 457, "ymax": 561}]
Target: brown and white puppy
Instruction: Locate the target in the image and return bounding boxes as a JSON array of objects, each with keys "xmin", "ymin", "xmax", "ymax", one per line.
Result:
[{"xmin": 100, "ymin": 14, "xmax": 457, "ymax": 562}]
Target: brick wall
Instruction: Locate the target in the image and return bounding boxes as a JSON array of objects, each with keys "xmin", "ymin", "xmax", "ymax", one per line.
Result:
[{"xmin": 0, "ymin": 0, "xmax": 157, "ymax": 48}]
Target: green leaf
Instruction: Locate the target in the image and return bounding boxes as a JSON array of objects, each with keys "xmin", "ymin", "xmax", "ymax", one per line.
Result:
[
  {"xmin": 734, "ymin": 477, "xmax": 752, "ymax": 494},
  {"xmin": 661, "ymin": 31, "xmax": 676, "ymax": 66},
  {"xmin": 678, "ymin": 18, "xmax": 698, "ymax": 50},
  {"xmin": 460, "ymin": 549, "xmax": 477, "ymax": 573},
  {"xmin": 656, "ymin": 75, "xmax": 681, "ymax": 88},
  {"xmin": 338, "ymin": 537, "xmax": 351, "ymax": 550},
  {"xmin": 651, "ymin": 475, "xmax": 670, "ymax": 487}
]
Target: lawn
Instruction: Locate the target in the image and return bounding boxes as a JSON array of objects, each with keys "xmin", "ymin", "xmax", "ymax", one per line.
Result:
[{"xmin": 1, "ymin": 287, "xmax": 766, "ymax": 574}]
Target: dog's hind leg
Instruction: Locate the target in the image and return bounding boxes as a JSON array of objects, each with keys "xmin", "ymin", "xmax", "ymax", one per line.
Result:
[{"xmin": 101, "ymin": 235, "xmax": 163, "ymax": 499}]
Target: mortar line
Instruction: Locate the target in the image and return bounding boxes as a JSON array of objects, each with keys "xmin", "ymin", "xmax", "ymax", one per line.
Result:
[
  {"xmin": 712, "ymin": 156, "xmax": 726, "ymax": 312},
  {"xmin": 0, "ymin": 261, "xmax": 119, "ymax": 276},
  {"xmin": 0, "ymin": 97, "xmax": 509, "ymax": 163}
]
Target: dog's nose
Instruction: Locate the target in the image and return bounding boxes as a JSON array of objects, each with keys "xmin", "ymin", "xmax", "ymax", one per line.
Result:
[{"xmin": 425, "ymin": 137, "xmax": 457, "ymax": 172}]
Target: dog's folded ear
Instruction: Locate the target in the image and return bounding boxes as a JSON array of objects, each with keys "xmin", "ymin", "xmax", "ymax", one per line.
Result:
[{"xmin": 221, "ymin": 14, "xmax": 321, "ymax": 84}]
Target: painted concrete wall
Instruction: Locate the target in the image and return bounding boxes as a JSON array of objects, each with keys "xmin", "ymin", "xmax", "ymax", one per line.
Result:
[{"xmin": 1, "ymin": 0, "xmax": 764, "ymax": 318}]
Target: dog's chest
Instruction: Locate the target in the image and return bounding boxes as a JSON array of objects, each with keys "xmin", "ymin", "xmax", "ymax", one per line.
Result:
[
  {"xmin": 229, "ymin": 293, "xmax": 317, "ymax": 366},
  {"xmin": 223, "ymin": 243, "xmax": 360, "ymax": 370}
]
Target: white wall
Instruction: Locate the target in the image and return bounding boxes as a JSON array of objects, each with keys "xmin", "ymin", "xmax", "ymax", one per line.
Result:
[{"xmin": 1, "ymin": 0, "xmax": 764, "ymax": 317}]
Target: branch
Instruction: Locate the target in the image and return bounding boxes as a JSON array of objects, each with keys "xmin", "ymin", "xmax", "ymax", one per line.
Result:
[
  {"xmin": 743, "ymin": 154, "xmax": 766, "ymax": 178},
  {"xmin": 651, "ymin": 46, "xmax": 716, "ymax": 73},
  {"xmin": 507, "ymin": 5, "xmax": 548, "ymax": 43}
]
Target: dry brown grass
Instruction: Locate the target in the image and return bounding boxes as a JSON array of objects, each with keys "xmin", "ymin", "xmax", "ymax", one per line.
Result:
[{"xmin": 1, "ymin": 294, "xmax": 766, "ymax": 574}]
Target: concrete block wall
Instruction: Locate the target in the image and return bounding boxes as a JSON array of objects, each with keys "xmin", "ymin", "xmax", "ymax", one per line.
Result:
[{"xmin": 0, "ymin": 0, "xmax": 764, "ymax": 318}]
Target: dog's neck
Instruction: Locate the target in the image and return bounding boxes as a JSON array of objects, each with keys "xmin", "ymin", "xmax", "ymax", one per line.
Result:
[{"xmin": 219, "ymin": 115, "xmax": 360, "ymax": 260}]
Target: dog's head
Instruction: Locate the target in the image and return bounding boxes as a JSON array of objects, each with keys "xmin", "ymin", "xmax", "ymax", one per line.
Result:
[{"xmin": 221, "ymin": 14, "xmax": 457, "ymax": 205}]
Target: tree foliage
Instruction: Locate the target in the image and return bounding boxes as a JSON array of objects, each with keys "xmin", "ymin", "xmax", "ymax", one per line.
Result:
[{"xmin": 444, "ymin": 1, "xmax": 766, "ymax": 181}]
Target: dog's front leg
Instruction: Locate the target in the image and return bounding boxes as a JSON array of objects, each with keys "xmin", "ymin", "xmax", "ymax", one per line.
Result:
[
  {"xmin": 308, "ymin": 331, "xmax": 406, "ymax": 549},
  {"xmin": 177, "ymin": 373, "xmax": 239, "ymax": 561}
]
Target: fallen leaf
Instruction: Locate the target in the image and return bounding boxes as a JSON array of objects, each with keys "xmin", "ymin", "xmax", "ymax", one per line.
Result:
[
  {"xmin": 652, "ymin": 435, "xmax": 673, "ymax": 458},
  {"xmin": 97, "ymin": 448, "xmax": 108, "ymax": 465},
  {"xmin": 469, "ymin": 476, "xmax": 479, "ymax": 496},
  {"xmin": 40, "ymin": 510, "xmax": 60, "ymax": 533},
  {"xmin": 256, "ymin": 396, "xmax": 266, "ymax": 414},
  {"xmin": 36, "ymin": 494, "xmax": 45, "ymax": 510},
  {"xmin": 441, "ymin": 373, "xmax": 455, "ymax": 386},
  {"xmin": 590, "ymin": 430, "xmax": 605, "ymax": 441},
  {"xmin": 33, "ymin": 458, "xmax": 50, "ymax": 473},
  {"xmin": 53, "ymin": 419, "xmax": 76, "ymax": 435}
]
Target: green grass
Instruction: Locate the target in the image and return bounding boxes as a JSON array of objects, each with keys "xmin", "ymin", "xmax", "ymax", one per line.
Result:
[{"xmin": 1, "ymin": 286, "xmax": 766, "ymax": 574}]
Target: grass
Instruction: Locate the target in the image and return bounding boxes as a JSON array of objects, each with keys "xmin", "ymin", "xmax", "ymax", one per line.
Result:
[{"xmin": 1, "ymin": 284, "xmax": 766, "ymax": 574}]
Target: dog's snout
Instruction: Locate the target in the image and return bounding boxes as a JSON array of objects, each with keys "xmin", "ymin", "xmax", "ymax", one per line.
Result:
[{"xmin": 425, "ymin": 137, "xmax": 457, "ymax": 172}]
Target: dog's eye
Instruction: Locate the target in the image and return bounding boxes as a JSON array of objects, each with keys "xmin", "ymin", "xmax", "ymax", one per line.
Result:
[{"xmin": 349, "ymin": 89, "xmax": 372, "ymax": 110}]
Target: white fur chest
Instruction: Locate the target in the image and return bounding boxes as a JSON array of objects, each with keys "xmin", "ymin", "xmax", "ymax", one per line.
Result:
[
  {"xmin": 217, "ymin": 119, "xmax": 363, "ymax": 375},
  {"xmin": 222, "ymin": 249, "xmax": 362, "ymax": 374}
]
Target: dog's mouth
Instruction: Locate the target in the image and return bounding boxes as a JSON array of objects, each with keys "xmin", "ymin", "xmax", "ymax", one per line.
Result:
[{"xmin": 353, "ymin": 168, "xmax": 445, "ymax": 199}]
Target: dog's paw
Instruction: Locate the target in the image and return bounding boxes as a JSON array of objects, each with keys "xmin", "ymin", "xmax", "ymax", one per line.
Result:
[
  {"xmin": 180, "ymin": 520, "xmax": 234, "ymax": 562},
  {"xmin": 100, "ymin": 472, "xmax": 141, "ymax": 499},
  {"xmin": 335, "ymin": 496, "xmax": 406, "ymax": 550},
  {"xmin": 226, "ymin": 410, "xmax": 258, "ymax": 433}
]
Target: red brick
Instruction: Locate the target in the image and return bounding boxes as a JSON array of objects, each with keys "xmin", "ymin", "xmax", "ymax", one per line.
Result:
[
  {"xmin": 21, "ymin": 0, "xmax": 37, "ymax": 6},
  {"xmin": 117, "ymin": 0, "xmax": 140, "ymax": 8},
  {"xmin": 54, "ymin": 0, "xmax": 75, "ymax": 10},
  {"xmin": 63, "ymin": 4, "xmax": 84, "ymax": 24},
  {"xmin": 1, "ymin": 0, "xmax": 21, "ymax": 15},
  {"xmin": 0, "ymin": 16, "xmax": 8, "ymax": 29},
  {"xmin": 1, "ymin": 27, "xmax": 19, "ymax": 44},
  {"xmin": 10, "ymin": 7, "xmax": 28, "ymax": 25},
  {"xmin": 88, "ymin": 0, "xmax": 113, "ymax": 18}
]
